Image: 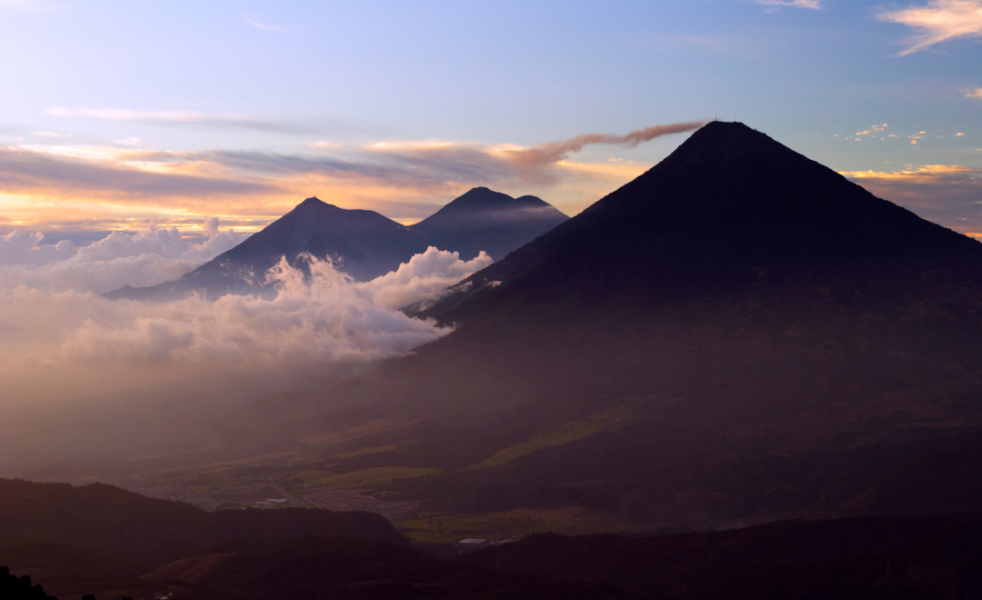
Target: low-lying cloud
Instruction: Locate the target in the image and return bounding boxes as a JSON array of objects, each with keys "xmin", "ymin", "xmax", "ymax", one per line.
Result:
[
  {"xmin": 0, "ymin": 230, "xmax": 488, "ymax": 476},
  {"xmin": 0, "ymin": 240, "xmax": 486, "ymax": 406},
  {"xmin": 0, "ymin": 220, "xmax": 245, "ymax": 293},
  {"xmin": 359, "ymin": 247, "xmax": 492, "ymax": 309}
]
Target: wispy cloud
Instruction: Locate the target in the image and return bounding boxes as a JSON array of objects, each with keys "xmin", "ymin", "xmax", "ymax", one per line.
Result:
[
  {"xmin": 243, "ymin": 17, "xmax": 292, "ymax": 33},
  {"xmin": 45, "ymin": 106, "xmax": 378, "ymax": 136},
  {"xmin": 756, "ymin": 0, "xmax": 821, "ymax": 9},
  {"xmin": 879, "ymin": 0, "xmax": 982, "ymax": 56},
  {"xmin": 0, "ymin": 145, "xmax": 279, "ymax": 199},
  {"xmin": 499, "ymin": 121, "xmax": 706, "ymax": 183},
  {"xmin": 0, "ymin": 120, "xmax": 701, "ymax": 229},
  {"xmin": 966, "ymin": 87, "xmax": 982, "ymax": 99},
  {"xmin": 32, "ymin": 131, "xmax": 72, "ymax": 140}
]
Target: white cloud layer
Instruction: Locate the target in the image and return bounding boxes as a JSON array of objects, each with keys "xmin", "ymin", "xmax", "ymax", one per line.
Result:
[
  {"xmin": 0, "ymin": 220, "xmax": 245, "ymax": 293},
  {"xmin": 0, "ymin": 245, "xmax": 484, "ymax": 377},
  {"xmin": 358, "ymin": 246, "xmax": 492, "ymax": 309},
  {"xmin": 879, "ymin": 0, "xmax": 982, "ymax": 55}
]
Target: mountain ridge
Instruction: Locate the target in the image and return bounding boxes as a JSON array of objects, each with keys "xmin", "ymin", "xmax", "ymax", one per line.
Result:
[{"xmin": 107, "ymin": 188, "xmax": 568, "ymax": 301}]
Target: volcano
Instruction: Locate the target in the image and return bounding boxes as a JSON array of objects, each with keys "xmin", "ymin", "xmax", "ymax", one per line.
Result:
[
  {"xmin": 411, "ymin": 187, "xmax": 568, "ymax": 262},
  {"xmin": 316, "ymin": 122, "xmax": 982, "ymax": 528},
  {"xmin": 429, "ymin": 121, "xmax": 982, "ymax": 325}
]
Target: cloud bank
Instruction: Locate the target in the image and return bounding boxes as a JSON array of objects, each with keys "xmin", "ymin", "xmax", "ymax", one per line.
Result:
[
  {"xmin": 0, "ymin": 240, "xmax": 486, "ymax": 410},
  {"xmin": 842, "ymin": 165, "xmax": 982, "ymax": 236},
  {"xmin": 0, "ymin": 120, "xmax": 700, "ymax": 228},
  {"xmin": 0, "ymin": 226, "xmax": 488, "ymax": 475},
  {"xmin": 879, "ymin": 0, "xmax": 982, "ymax": 55},
  {"xmin": 0, "ymin": 220, "xmax": 245, "ymax": 293}
]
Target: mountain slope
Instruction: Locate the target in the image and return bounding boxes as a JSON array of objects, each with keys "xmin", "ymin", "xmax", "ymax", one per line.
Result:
[
  {"xmin": 306, "ymin": 122, "xmax": 982, "ymax": 527},
  {"xmin": 107, "ymin": 198, "xmax": 429, "ymax": 300},
  {"xmin": 410, "ymin": 187, "xmax": 568, "ymax": 261}
]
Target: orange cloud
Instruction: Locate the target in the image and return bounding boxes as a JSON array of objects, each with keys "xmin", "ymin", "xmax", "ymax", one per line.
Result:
[
  {"xmin": 0, "ymin": 121, "xmax": 701, "ymax": 232},
  {"xmin": 842, "ymin": 165, "xmax": 982, "ymax": 236},
  {"xmin": 879, "ymin": 0, "xmax": 982, "ymax": 56}
]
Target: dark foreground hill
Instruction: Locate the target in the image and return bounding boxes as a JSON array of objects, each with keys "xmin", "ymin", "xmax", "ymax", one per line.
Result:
[
  {"xmin": 300, "ymin": 122, "xmax": 982, "ymax": 527},
  {"xmin": 9, "ymin": 509, "xmax": 982, "ymax": 599},
  {"xmin": 0, "ymin": 478, "xmax": 403, "ymax": 574},
  {"xmin": 142, "ymin": 536, "xmax": 630, "ymax": 600},
  {"xmin": 107, "ymin": 188, "xmax": 567, "ymax": 301},
  {"xmin": 463, "ymin": 512, "xmax": 982, "ymax": 600},
  {"xmin": 0, "ymin": 482, "xmax": 628, "ymax": 600},
  {"xmin": 1, "ymin": 567, "xmax": 57, "ymax": 600}
]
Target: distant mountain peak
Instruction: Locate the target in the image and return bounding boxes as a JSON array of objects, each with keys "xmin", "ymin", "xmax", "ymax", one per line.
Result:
[
  {"xmin": 291, "ymin": 196, "xmax": 340, "ymax": 215},
  {"xmin": 106, "ymin": 188, "xmax": 569, "ymax": 300},
  {"xmin": 410, "ymin": 187, "xmax": 569, "ymax": 261}
]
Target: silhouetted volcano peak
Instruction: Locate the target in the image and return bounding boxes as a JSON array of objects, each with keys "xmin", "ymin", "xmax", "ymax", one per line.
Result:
[
  {"xmin": 432, "ymin": 121, "xmax": 982, "ymax": 323},
  {"xmin": 297, "ymin": 195, "xmax": 327, "ymax": 208},
  {"xmin": 432, "ymin": 187, "xmax": 552, "ymax": 214},
  {"xmin": 411, "ymin": 187, "xmax": 568, "ymax": 261},
  {"xmin": 107, "ymin": 188, "xmax": 569, "ymax": 300}
]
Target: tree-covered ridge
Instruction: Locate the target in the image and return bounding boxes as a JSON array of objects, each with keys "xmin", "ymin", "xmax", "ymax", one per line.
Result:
[{"xmin": 1, "ymin": 566, "xmax": 58, "ymax": 600}]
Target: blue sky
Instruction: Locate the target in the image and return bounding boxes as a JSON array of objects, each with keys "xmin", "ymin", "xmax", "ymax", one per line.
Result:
[{"xmin": 0, "ymin": 0, "xmax": 980, "ymax": 237}]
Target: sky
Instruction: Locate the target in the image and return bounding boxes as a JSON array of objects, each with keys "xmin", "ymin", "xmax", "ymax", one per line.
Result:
[{"xmin": 0, "ymin": 0, "xmax": 979, "ymax": 243}]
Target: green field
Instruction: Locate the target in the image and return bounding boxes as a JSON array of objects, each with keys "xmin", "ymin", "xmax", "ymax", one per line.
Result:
[
  {"xmin": 307, "ymin": 466, "xmax": 443, "ymax": 489},
  {"xmin": 463, "ymin": 403, "xmax": 640, "ymax": 470},
  {"xmin": 395, "ymin": 506, "xmax": 642, "ymax": 544}
]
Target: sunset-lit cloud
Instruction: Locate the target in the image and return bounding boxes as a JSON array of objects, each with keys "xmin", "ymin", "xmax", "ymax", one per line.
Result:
[
  {"xmin": 0, "ymin": 145, "xmax": 279, "ymax": 200},
  {"xmin": 879, "ymin": 0, "xmax": 982, "ymax": 56},
  {"xmin": 966, "ymin": 87, "xmax": 982, "ymax": 99},
  {"xmin": 46, "ymin": 106, "xmax": 369, "ymax": 136},
  {"xmin": 842, "ymin": 165, "xmax": 982, "ymax": 236},
  {"xmin": 0, "ymin": 121, "xmax": 698, "ymax": 232}
]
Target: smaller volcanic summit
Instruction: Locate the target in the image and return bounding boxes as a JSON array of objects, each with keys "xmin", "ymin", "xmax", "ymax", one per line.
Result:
[
  {"xmin": 411, "ymin": 187, "xmax": 568, "ymax": 261},
  {"xmin": 107, "ymin": 189, "xmax": 567, "ymax": 301}
]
